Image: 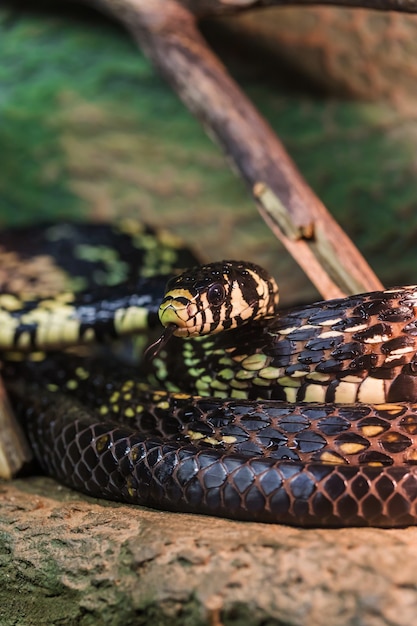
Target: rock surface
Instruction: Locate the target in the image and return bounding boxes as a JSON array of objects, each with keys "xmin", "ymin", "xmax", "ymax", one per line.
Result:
[{"xmin": 1, "ymin": 476, "xmax": 416, "ymax": 626}]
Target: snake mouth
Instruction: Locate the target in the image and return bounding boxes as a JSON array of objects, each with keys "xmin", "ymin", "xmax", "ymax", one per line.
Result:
[
  {"xmin": 158, "ymin": 288, "xmax": 202, "ymax": 338},
  {"xmin": 146, "ymin": 298, "xmax": 211, "ymax": 361},
  {"xmin": 158, "ymin": 305, "xmax": 192, "ymax": 337}
]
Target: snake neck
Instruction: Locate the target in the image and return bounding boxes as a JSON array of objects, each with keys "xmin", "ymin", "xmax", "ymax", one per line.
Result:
[{"xmin": 147, "ymin": 287, "xmax": 417, "ymax": 405}]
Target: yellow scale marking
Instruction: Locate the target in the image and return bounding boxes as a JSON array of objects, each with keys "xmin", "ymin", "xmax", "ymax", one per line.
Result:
[
  {"xmin": 75, "ymin": 367, "xmax": 90, "ymax": 380},
  {"xmin": 95, "ymin": 435, "xmax": 110, "ymax": 453},
  {"xmin": 361, "ymin": 425, "xmax": 385, "ymax": 438},
  {"xmin": 203, "ymin": 437, "xmax": 223, "ymax": 446},
  {"xmin": 241, "ymin": 354, "xmax": 269, "ymax": 370},
  {"xmin": 319, "ymin": 330, "xmax": 343, "ymax": 339},
  {"xmin": 29, "ymin": 352, "xmax": 46, "ymax": 362},
  {"xmin": 126, "ymin": 477, "xmax": 136, "ymax": 498},
  {"xmin": 187, "ymin": 430, "xmax": 205, "ymax": 441},
  {"xmin": 218, "ymin": 368, "xmax": 235, "ymax": 381},
  {"xmin": 230, "ymin": 389, "xmax": 249, "ymax": 399},
  {"xmin": 339, "ymin": 442, "xmax": 367, "ymax": 455},
  {"xmin": 222, "ymin": 436, "xmax": 238, "ymax": 444},
  {"xmin": 114, "ymin": 307, "xmax": 147, "ymax": 335},
  {"xmin": 320, "ymin": 451, "xmax": 348, "ymax": 465},
  {"xmin": 358, "ymin": 377, "xmax": 386, "ymax": 404},
  {"xmin": 129, "ymin": 447, "xmax": 140, "ymax": 463},
  {"xmin": 17, "ymin": 332, "xmax": 32, "ymax": 350},
  {"xmin": 235, "ymin": 369, "xmax": 257, "ymax": 380},
  {"xmin": 156, "ymin": 401, "xmax": 170, "ymax": 410},
  {"xmin": 277, "ymin": 326, "xmax": 299, "ymax": 336},
  {"xmin": 334, "ymin": 381, "xmax": 359, "ymax": 404},
  {"xmin": 258, "ymin": 366, "xmax": 283, "ymax": 380},
  {"xmin": 318, "ymin": 317, "xmax": 342, "ymax": 327},
  {"xmin": 252, "ymin": 377, "xmax": 273, "ymax": 387},
  {"xmin": 374, "ymin": 403, "xmax": 404, "ymax": 414},
  {"xmin": 383, "ymin": 432, "xmax": 403, "ymax": 443},
  {"xmin": 0, "ymin": 294, "xmax": 23, "ymax": 311},
  {"xmin": 303, "ymin": 384, "xmax": 326, "ymax": 403},
  {"xmin": 230, "ymin": 379, "xmax": 249, "ymax": 390},
  {"xmin": 284, "ymin": 387, "xmax": 298, "ymax": 402},
  {"xmin": 172, "ymin": 392, "xmax": 194, "ymax": 400},
  {"xmin": 405, "ymin": 449, "xmax": 417, "ymax": 462},
  {"xmin": 306, "ymin": 372, "xmax": 331, "ymax": 382},
  {"xmin": 277, "ymin": 376, "xmax": 301, "ymax": 388}
]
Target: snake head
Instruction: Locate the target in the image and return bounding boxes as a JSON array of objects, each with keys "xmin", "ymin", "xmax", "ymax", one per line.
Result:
[{"xmin": 158, "ymin": 260, "xmax": 279, "ymax": 339}]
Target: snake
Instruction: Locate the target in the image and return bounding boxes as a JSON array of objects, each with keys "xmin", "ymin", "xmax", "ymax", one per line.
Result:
[{"xmin": 3, "ymin": 221, "xmax": 417, "ymax": 527}]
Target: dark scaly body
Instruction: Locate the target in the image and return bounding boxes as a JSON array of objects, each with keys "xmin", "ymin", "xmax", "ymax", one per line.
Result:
[
  {"xmin": 5, "ymin": 354, "xmax": 417, "ymax": 527},
  {"xmin": 3, "ymin": 222, "xmax": 417, "ymax": 526}
]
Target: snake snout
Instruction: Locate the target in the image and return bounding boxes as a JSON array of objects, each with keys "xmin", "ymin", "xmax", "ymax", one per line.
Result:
[{"xmin": 158, "ymin": 297, "xmax": 199, "ymax": 337}]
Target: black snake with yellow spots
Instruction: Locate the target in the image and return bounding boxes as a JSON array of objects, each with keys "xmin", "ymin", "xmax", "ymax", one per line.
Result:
[{"xmin": 3, "ymin": 221, "xmax": 417, "ymax": 527}]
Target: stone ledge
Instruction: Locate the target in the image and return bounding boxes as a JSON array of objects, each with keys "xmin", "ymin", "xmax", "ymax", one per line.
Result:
[{"xmin": 0, "ymin": 476, "xmax": 416, "ymax": 625}]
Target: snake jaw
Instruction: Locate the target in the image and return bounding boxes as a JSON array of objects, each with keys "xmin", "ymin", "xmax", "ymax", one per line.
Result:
[{"xmin": 158, "ymin": 302, "xmax": 198, "ymax": 337}]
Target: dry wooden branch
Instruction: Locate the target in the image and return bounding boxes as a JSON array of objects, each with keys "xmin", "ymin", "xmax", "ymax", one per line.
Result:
[
  {"xmin": 0, "ymin": 378, "xmax": 32, "ymax": 479},
  {"xmin": 87, "ymin": 0, "xmax": 383, "ymax": 298},
  {"xmin": 179, "ymin": 0, "xmax": 417, "ymax": 17}
]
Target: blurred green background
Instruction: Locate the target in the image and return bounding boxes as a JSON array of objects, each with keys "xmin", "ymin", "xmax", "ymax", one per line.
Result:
[{"xmin": 1, "ymin": 2, "xmax": 417, "ymax": 304}]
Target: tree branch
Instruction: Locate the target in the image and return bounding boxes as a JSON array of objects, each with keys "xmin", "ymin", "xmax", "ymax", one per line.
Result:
[
  {"xmin": 85, "ymin": 0, "xmax": 383, "ymax": 298},
  {"xmin": 180, "ymin": 0, "xmax": 417, "ymax": 17},
  {"xmin": 0, "ymin": 377, "xmax": 33, "ymax": 479}
]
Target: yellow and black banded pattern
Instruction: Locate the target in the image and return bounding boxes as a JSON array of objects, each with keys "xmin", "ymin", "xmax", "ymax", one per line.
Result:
[
  {"xmin": 149, "ymin": 285, "xmax": 417, "ymax": 406},
  {"xmin": 0, "ymin": 221, "xmax": 198, "ymax": 351},
  {"xmin": 158, "ymin": 260, "xmax": 279, "ymax": 337}
]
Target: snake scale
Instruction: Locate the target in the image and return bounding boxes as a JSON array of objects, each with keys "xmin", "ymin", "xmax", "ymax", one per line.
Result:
[{"xmin": 3, "ymin": 220, "xmax": 417, "ymax": 527}]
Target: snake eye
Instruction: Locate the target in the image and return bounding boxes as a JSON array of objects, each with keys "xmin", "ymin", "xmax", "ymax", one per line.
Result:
[{"xmin": 207, "ymin": 283, "xmax": 226, "ymax": 307}]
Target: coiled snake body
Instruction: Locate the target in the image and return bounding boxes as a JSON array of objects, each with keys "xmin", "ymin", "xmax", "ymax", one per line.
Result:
[{"xmin": 3, "ymin": 221, "xmax": 417, "ymax": 527}]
